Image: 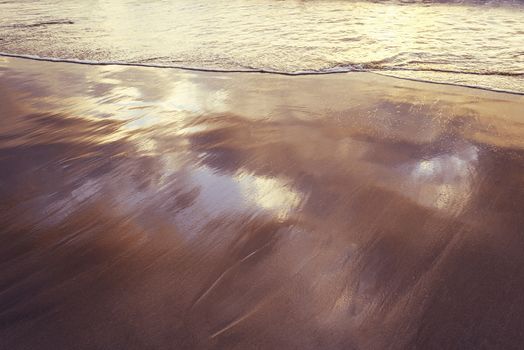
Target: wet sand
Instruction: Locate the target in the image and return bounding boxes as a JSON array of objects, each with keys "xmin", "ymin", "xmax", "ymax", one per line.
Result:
[{"xmin": 0, "ymin": 56, "xmax": 524, "ymax": 349}]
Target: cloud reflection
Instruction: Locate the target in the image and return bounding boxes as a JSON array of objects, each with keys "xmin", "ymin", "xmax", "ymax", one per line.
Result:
[{"xmin": 404, "ymin": 143, "xmax": 478, "ymax": 212}]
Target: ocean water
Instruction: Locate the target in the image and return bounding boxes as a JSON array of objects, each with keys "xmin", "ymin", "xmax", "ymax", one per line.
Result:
[{"xmin": 0, "ymin": 0, "xmax": 523, "ymax": 93}]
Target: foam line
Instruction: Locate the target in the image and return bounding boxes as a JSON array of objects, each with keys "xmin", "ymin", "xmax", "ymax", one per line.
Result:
[{"xmin": 1, "ymin": 52, "xmax": 523, "ymax": 96}]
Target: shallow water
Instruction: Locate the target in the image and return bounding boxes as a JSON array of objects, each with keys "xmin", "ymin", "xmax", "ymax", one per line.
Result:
[
  {"xmin": 1, "ymin": 57, "xmax": 524, "ymax": 349},
  {"xmin": 0, "ymin": 0, "xmax": 523, "ymax": 92}
]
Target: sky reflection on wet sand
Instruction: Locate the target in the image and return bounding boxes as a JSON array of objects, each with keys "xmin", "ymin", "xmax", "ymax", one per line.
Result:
[{"xmin": 0, "ymin": 57, "xmax": 524, "ymax": 349}]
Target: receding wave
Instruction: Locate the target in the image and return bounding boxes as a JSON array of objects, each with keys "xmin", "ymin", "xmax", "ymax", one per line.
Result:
[
  {"xmin": 1, "ymin": 52, "xmax": 523, "ymax": 96},
  {"xmin": 1, "ymin": 0, "xmax": 523, "ymax": 93}
]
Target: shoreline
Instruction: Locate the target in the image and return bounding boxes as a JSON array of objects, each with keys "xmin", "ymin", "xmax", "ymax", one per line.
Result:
[
  {"xmin": 2, "ymin": 52, "xmax": 523, "ymax": 96},
  {"xmin": 1, "ymin": 56, "xmax": 524, "ymax": 349}
]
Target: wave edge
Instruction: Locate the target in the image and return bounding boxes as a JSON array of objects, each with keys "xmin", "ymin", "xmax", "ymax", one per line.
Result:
[{"xmin": 1, "ymin": 52, "xmax": 523, "ymax": 96}]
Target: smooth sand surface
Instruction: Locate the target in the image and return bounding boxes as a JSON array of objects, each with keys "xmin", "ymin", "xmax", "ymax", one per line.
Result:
[{"xmin": 0, "ymin": 56, "xmax": 524, "ymax": 349}]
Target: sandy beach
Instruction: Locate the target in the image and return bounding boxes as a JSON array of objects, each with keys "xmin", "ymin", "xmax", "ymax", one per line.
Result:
[{"xmin": 1, "ymin": 56, "xmax": 524, "ymax": 349}]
